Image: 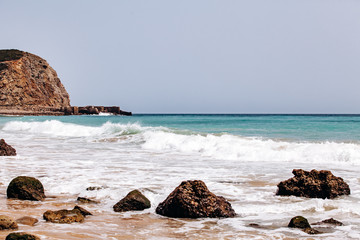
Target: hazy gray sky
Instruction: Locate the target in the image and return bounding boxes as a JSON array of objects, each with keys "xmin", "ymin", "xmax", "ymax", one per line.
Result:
[{"xmin": 1, "ymin": 0, "xmax": 359, "ymax": 113}]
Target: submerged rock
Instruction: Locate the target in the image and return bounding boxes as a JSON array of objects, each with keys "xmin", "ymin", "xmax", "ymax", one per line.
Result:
[
  {"xmin": 77, "ymin": 197, "xmax": 99, "ymax": 204},
  {"xmin": 43, "ymin": 209, "xmax": 84, "ymax": 223},
  {"xmin": 156, "ymin": 180, "xmax": 236, "ymax": 218},
  {"xmin": 0, "ymin": 139, "xmax": 16, "ymax": 156},
  {"xmin": 276, "ymin": 169, "xmax": 350, "ymax": 199},
  {"xmin": 6, "ymin": 232, "xmax": 40, "ymax": 240},
  {"xmin": 7, "ymin": 176, "xmax": 46, "ymax": 201},
  {"xmin": 312, "ymin": 218, "xmax": 344, "ymax": 226},
  {"xmin": 0, "ymin": 215, "xmax": 18, "ymax": 230},
  {"xmin": 113, "ymin": 190, "xmax": 151, "ymax": 212},
  {"xmin": 16, "ymin": 216, "xmax": 38, "ymax": 226}
]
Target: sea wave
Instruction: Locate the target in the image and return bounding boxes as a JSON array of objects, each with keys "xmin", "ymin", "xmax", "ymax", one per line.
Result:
[{"xmin": 3, "ymin": 120, "xmax": 360, "ymax": 164}]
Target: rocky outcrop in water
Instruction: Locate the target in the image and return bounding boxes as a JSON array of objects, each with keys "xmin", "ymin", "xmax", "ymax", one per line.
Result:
[
  {"xmin": 0, "ymin": 139, "xmax": 16, "ymax": 156},
  {"xmin": 0, "ymin": 215, "xmax": 18, "ymax": 230},
  {"xmin": 43, "ymin": 209, "xmax": 84, "ymax": 224},
  {"xmin": 16, "ymin": 216, "xmax": 38, "ymax": 226},
  {"xmin": 7, "ymin": 176, "xmax": 46, "ymax": 201},
  {"xmin": 0, "ymin": 49, "xmax": 70, "ymax": 113},
  {"xmin": 113, "ymin": 190, "xmax": 151, "ymax": 212},
  {"xmin": 6, "ymin": 232, "xmax": 40, "ymax": 240},
  {"xmin": 276, "ymin": 169, "xmax": 350, "ymax": 199},
  {"xmin": 156, "ymin": 180, "xmax": 236, "ymax": 218}
]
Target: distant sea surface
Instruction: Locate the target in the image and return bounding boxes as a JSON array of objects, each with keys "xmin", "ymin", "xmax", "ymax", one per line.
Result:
[{"xmin": 1, "ymin": 114, "xmax": 360, "ymax": 239}]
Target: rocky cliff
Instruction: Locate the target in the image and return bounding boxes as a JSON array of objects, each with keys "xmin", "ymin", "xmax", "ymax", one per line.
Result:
[{"xmin": 0, "ymin": 49, "xmax": 70, "ymax": 113}]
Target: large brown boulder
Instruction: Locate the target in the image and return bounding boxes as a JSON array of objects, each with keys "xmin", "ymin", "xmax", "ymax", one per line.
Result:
[
  {"xmin": 113, "ymin": 190, "xmax": 151, "ymax": 212},
  {"xmin": 156, "ymin": 180, "xmax": 236, "ymax": 218},
  {"xmin": 276, "ymin": 169, "xmax": 350, "ymax": 199},
  {"xmin": 0, "ymin": 139, "xmax": 16, "ymax": 156},
  {"xmin": 7, "ymin": 176, "xmax": 46, "ymax": 201},
  {"xmin": 0, "ymin": 215, "xmax": 18, "ymax": 230},
  {"xmin": 6, "ymin": 232, "xmax": 40, "ymax": 240},
  {"xmin": 0, "ymin": 49, "xmax": 70, "ymax": 111},
  {"xmin": 43, "ymin": 209, "xmax": 84, "ymax": 223}
]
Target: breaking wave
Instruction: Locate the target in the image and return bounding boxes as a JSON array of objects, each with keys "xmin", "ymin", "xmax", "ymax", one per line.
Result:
[{"xmin": 3, "ymin": 120, "xmax": 360, "ymax": 164}]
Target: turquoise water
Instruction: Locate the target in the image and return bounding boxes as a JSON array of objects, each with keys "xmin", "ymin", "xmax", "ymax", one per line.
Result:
[{"xmin": 2, "ymin": 114, "xmax": 360, "ymax": 142}]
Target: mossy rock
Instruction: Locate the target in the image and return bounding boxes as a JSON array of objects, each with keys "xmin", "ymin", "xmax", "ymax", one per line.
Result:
[
  {"xmin": 0, "ymin": 215, "xmax": 18, "ymax": 230},
  {"xmin": 43, "ymin": 209, "xmax": 84, "ymax": 224},
  {"xmin": 7, "ymin": 176, "xmax": 46, "ymax": 201},
  {"xmin": 0, "ymin": 49, "xmax": 24, "ymax": 62},
  {"xmin": 6, "ymin": 232, "xmax": 40, "ymax": 240},
  {"xmin": 288, "ymin": 216, "xmax": 311, "ymax": 229},
  {"xmin": 113, "ymin": 190, "xmax": 151, "ymax": 212}
]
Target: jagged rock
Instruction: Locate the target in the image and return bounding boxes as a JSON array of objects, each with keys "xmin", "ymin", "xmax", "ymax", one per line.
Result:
[
  {"xmin": 113, "ymin": 190, "xmax": 151, "ymax": 212},
  {"xmin": 6, "ymin": 232, "xmax": 40, "ymax": 240},
  {"xmin": 77, "ymin": 197, "xmax": 99, "ymax": 204},
  {"xmin": 43, "ymin": 209, "xmax": 84, "ymax": 223},
  {"xmin": 156, "ymin": 180, "xmax": 236, "ymax": 218},
  {"xmin": 288, "ymin": 216, "xmax": 311, "ymax": 229},
  {"xmin": 7, "ymin": 176, "xmax": 45, "ymax": 201},
  {"xmin": 0, "ymin": 49, "xmax": 70, "ymax": 112},
  {"xmin": 74, "ymin": 205, "xmax": 92, "ymax": 216},
  {"xmin": 276, "ymin": 169, "xmax": 350, "ymax": 199},
  {"xmin": 16, "ymin": 216, "xmax": 38, "ymax": 226},
  {"xmin": 312, "ymin": 218, "xmax": 343, "ymax": 226},
  {"xmin": 0, "ymin": 215, "xmax": 18, "ymax": 230},
  {"xmin": 0, "ymin": 139, "xmax": 16, "ymax": 156}
]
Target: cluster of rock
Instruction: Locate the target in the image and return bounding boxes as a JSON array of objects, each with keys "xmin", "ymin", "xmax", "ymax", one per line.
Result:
[
  {"xmin": 276, "ymin": 169, "xmax": 350, "ymax": 199},
  {"xmin": 0, "ymin": 167, "xmax": 351, "ymax": 237},
  {"xmin": 0, "ymin": 49, "xmax": 131, "ymax": 116}
]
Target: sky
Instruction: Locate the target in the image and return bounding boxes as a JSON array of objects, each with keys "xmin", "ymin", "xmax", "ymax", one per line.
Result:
[{"xmin": 0, "ymin": 0, "xmax": 359, "ymax": 113}]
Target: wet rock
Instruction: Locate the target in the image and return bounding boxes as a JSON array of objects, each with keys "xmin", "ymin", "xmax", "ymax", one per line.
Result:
[
  {"xmin": 86, "ymin": 186, "xmax": 103, "ymax": 191},
  {"xmin": 113, "ymin": 190, "xmax": 151, "ymax": 212},
  {"xmin": 288, "ymin": 216, "xmax": 322, "ymax": 235},
  {"xmin": 6, "ymin": 232, "xmax": 40, "ymax": 240},
  {"xmin": 312, "ymin": 218, "xmax": 343, "ymax": 226},
  {"xmin": 16, "ymin": 216, "xmax": 38, "ymax": 226},
  {"xmin": 288, "ymin": 216, "xmax": 311, "ymax": 229},
  {"xmin": 77, "ymin": 197, "xmax": 99, "ymax": 204},
  {"xmin": 7, "ymin": 176, "xmax": 46, "ymax": 201},
  {"xmin": 43, "ymin": 209, "xmax": 84, "ymax": 223},
  {"xmin": 303, "ymin": 227, "xmax": 321, "ymax": 235},
  {"xmin": 276, "ymin": 169, "xmax": 350, "ymax": 199},
  {"xmin": 0, "ymin": 215, "xmax": 18, "ymax": 230},
  {"xmin": 156, "ymin": 180, "xmax": 236, "ymax": 218},
  {"xmin": 0, "ymin": 139, "xmax": 16, "ymax": 156},
  {"xmin": 74, "ymin": 205, "xmax": 92, "ymax": 216}
]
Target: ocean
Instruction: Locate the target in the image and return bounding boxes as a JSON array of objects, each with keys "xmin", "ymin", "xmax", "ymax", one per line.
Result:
[{"xmin": 1, "ymin": 114, "xmax": 360, "ymax": 239}]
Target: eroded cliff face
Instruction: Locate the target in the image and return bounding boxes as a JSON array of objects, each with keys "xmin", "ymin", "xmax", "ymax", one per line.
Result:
[{"xmin": 0, "ymin": 49, "xmax": 70, "ymax": 110}]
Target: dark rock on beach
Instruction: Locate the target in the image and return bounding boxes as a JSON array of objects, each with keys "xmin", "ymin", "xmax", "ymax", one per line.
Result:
[
  {"xmin": 77, "ymin": 197, "xmax": 99, "ymax": 204},
  {"xmin": 0, "ymin": 215, "xmax": 18, "ymax": 230},
  {"xmin": 74, "ymin": 205, "xmax": 92, "ymax": 216},
  {"xmin": 7, "ymin": 176, "xmax": 46, "ymax": 201},
  {"xmin": 6, "ymin": 232, "xmax": 40, "ymax": 240},
  {"xmin": 16, "ymin": 216, "xmax": 38, "ymax": 226},
  {"xmin": 276, "ymin": 169, "xmax": 350, "ymax": 199},
  {"xmin": 288, "ymin": 216, "xmax": 321, "ymax": 235},
  {"xmin": 288, "ymin": 216, "xmax": 311, "ymax": 229},
  {"xmin": 0, "ymin": 139, "xmax": 16, "ymax": 156},
  {"xmin": 43, "ymin": 209, "xmax": 84, "ymax": 223},
  {"xmin": 113, "ymin": 190, "xmax": 151, "ymax": 212},
  {"xmin": 156, "ymin": 180, "xmax": 236, "ymax": 218}
]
